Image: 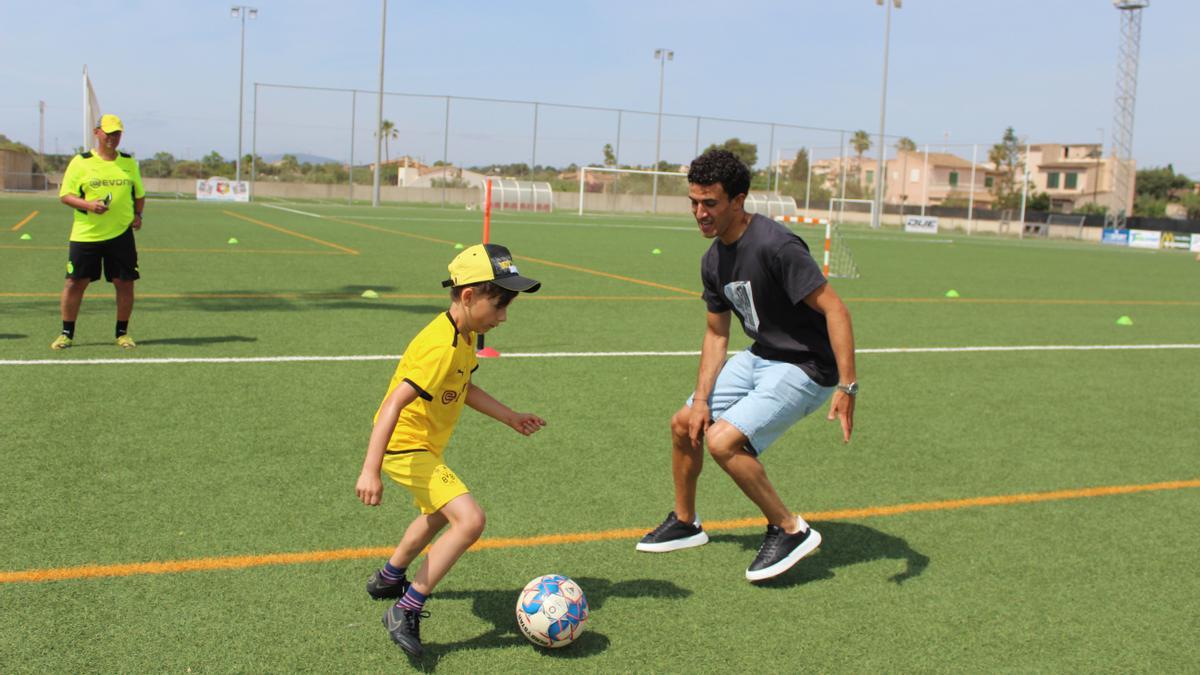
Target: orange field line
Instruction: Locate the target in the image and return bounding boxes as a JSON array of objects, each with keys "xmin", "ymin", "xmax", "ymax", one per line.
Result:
[
  {"xmin": 10, "ymin": 210, "xmax": 38, "ymax": 231},
  {"xmin": 327, "ymin": 216, "xmax": 696, "ymax": 296},
  {"xmin": 0, "ymin": 244, "xmax": 350, "ymax": 255},
  {"xmin": 2, "ymin": 478, "xmax": 1195, "ymax": 585},
  {"xmin": 223, "ymin": 210, "xmax": 359, "ymax": 255}
]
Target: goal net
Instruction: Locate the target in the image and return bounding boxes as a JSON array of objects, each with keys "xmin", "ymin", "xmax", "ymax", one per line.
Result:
[
  {"xmin": 1046, "ymin": 214, "xmax": 1087, "ymax": 239},
  {"xmin": 576, "ymin": 166, "xmax": 689, "ymax": 215},
  {"xmin": 486, "ymin": 178, "xmax": 553, "ymax": 212},
  {"xmin": 774, "ymin": 215, "xmax": 861, "ymax": 279}
]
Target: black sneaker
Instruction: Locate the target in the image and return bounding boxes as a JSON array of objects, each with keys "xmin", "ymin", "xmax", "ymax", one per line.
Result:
[
  {"xmin": 745, "ymin": 524, "xmax": 822, "ymax": 581},
  {"xmin": 382, "ymin": 603, "xmax": 429, "ymax": 657},
  {"xmin": 366, "ymin": 570, "xmax": 409, "ymax": 600},
  {"xmin": 635, "ymin": 511, "xmax": 709, "ymax": 553}
]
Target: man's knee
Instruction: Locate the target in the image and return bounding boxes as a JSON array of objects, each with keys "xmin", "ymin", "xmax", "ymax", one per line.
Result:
[
  {"xmin": 670, "ymin": 407, "xmax": 691, "ymax": 439},
  {"xmin": 705, "ymin": 424, "xmax": 749, "ymax": 463}
]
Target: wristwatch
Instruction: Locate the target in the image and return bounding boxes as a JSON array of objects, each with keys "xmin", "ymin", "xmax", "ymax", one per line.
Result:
[{"xmin": 836, "ymin": 381, "xmax": 858, "ymax": 396}]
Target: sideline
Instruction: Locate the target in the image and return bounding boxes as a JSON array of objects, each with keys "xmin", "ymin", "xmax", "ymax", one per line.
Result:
[{"xmin": 2, "ymin": 478, "xmax": 1196, "ymax": 584}]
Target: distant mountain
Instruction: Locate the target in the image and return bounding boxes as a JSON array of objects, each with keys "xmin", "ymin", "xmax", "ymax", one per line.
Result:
[{"xmin": 260, "ymin": 152, "xmax": 342, "ymax": 165}]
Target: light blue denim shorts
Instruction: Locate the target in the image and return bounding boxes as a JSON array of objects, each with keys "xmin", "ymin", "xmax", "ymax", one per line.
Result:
[{"xmin": 687, "ymin": 349, "xmax": 834, "ymax": 455}]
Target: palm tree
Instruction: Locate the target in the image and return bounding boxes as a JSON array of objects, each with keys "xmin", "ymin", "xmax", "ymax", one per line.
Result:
[
  {"xmin": 379, "ymin": 119, "xmax": 399, "ymax": 163},
  {"xmin": 895, "ymin": 137, "xmax": 917, "ymax": 153}
]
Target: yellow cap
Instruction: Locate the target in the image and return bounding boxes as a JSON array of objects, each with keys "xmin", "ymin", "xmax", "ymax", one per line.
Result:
[
  {"xmin": 442, "ymin": 243, "xmax": 540, "ymax": 292},
  {"xmin": 96, "ymin": 114, "xmax": 124, "ymax": 133}
]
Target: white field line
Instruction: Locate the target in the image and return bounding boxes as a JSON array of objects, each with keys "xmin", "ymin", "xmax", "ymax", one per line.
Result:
[
  {"xmin": 260, "ymin": 203, "xmax": 324, "ymax": 218},
  {"xmin": 3, "ymin": 343, "xmax": 1199, "ymax": 367}
]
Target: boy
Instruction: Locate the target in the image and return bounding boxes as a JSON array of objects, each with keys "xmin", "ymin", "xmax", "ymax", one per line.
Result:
[{"xmin": 355, "ymin": 243, "xmax": 546, "ymax": 657}]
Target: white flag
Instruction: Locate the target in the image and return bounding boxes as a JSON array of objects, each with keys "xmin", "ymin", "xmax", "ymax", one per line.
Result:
[{"xmin": 83, "ymin": 65, "xmax": 101, "ymax": 151}]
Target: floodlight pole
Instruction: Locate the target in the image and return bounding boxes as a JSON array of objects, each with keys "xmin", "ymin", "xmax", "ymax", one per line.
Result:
[
  {"xmin": 372, "ymin": 0, "xmax": 387, "ymax": 207},
  {"xmin": 871, "ymin": 0, "xmax": 900, "ymax": 230},
  {"xmin": 652, "ymin": 48, "xmax": 673, "ymax": 214},
  {"xmin": 231, "ymin": 6, "xmax": 257, "ymax": 185}
]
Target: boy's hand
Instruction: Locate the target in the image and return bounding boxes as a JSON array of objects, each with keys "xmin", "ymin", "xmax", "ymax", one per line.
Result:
[
  {"xmin": 508, "ymin": 412, "xmax": 547, "ymax": 436},
  {"xmin": 355, "ymin": 471, "xmax": 384, "ymax": 506}
]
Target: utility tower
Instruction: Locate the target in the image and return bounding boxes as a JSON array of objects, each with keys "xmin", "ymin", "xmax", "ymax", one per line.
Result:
[{"xmin": 1108, "ymin": 1, "xmax": 1149, "ymax": 229}]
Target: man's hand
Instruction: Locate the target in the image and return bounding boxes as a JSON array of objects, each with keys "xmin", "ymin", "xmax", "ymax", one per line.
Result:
[
  {"xmin": 355, "ymin": 471, "xmax": 384, "ymax": 506},
  {"xmin": 90, "ymin": 200, "xmax": 109, "ymax": 214},
  {"xmin": 827, "ymin": 391, "xmax": 855, "ymax": 443},
  {"xmin": 131, "ymin": 214, "xmax": 142, "ymax": 230},
  {"xmin": 508, "ymin": 412, "xmax": 547, "ymax": 436},
  {"xmin": 688, "ymin": 400, "xmax": 712, "ymax": 449}
]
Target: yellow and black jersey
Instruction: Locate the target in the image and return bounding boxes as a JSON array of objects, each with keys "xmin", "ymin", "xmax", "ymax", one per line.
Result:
[
  {"xmin": 59, "ymin": 150, "xmax": 145, "ymax": 242},
  {"xmin": 376, "ymin": 312, "xmax": 479, "ymax": 456}
]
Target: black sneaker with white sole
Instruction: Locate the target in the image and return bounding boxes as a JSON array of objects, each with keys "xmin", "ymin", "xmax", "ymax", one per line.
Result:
[
  {"xmin": 366, "ymin": 570, "xmax": 409, "ymax": 600},
  {"xmin": 635, "ymin": 511, "xmax": 710, "ymax": 553},
  {"xmin": 382, "ymin": 603, "xmax": 429, "ymax": 657},
  {"xmin": 745, "ymin": 524, "xmax": 822, "ymax": 581}
]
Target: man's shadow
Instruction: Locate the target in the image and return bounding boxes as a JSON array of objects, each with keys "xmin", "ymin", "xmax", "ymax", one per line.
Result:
[
  {"xmin": 136, "ymin": 335, "xmax": 258, "ymax": 346},
  {"xmin": 711, "ymin": 521, "xmax": 929, "ymax": 588},
  {"xmin": 402, "ymin": 577, "xmax": 690, "ymax": 670}
]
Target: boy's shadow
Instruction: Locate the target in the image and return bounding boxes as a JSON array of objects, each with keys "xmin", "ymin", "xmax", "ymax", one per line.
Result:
[
  {"xmin": 406, "ymin": 577, "xmax": 689, "ymax": 670},
  {"xmin": 711, "ymin": 521, "xmax": 929, "ymax": 588}
]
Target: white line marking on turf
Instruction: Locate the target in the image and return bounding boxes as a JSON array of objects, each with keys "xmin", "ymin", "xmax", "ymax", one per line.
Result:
[
  {"xmin": 3, "ymin": 344, "xmax": 1199, "ymax": 366},
  {"xmin": 260, "ymin": 203, "xmax": 324, "ymax": 218}
]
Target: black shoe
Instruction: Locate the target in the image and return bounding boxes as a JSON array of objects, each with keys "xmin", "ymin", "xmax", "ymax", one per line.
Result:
[
  {"xmin": 366, "ymin": 570, "xmax": 409, "ymax": 600},
  {"xmin": 382, "ymin": 603, "xmax": 429, "ymax": 657},
  {"xmin": 635, "ymin": 511, "xmax": 709, "ymax": 553},
  {"xmin": 745, "ymin": 524, "xmax": 822, "ymax": 581}
]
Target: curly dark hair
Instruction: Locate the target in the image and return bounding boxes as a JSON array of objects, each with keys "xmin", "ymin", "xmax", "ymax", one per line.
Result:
[{"xmin": 687, "ymin": 149, "xmax": 750, "ymax": 200}]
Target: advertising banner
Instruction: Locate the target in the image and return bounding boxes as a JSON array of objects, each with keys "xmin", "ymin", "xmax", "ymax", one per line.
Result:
[
  {"xmin": 196, "ymin": 177, "xmax": 250, "ymax": 202},
  {"xmin": 1193, "ymin": 236, "xmax": 1200, "ymax": 253},
  {"xmin": 1101, "ymin": 228, "xmax": 1129, "ymax": 246},
  {"xmin": 1159, "ymin": 232, "xmax": 1192, "ymax": 251},
  {"xmin": 904, "ymin": 215, "xmax": 939, "ymax": 234},
  {"xmin": 1127, "ymin": 229, "xmax": 1162, "ymax": 249}
]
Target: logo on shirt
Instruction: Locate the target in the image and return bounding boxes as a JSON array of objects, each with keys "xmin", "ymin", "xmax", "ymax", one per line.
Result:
[
  {"xmin": 724, "ymin": 281, "xmax": 760, "ymax": 333},
  {"xmin": 441, "ymin": 390, "xmax": 458, "ymax": 405}
]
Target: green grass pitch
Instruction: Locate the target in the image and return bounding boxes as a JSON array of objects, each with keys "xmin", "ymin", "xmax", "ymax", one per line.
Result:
[{"xmin": 1, "ymin": 193, "xmax": 1198, "ymax": 671}]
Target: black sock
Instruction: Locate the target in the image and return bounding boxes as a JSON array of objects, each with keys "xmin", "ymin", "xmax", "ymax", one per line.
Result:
[
  {"xmin": 115, "ymin": 320, "xmax": 129, "ymax": 338},
  {"xmin": 62, "ymin": 321, "xmax": 76, "ymax": 339}
]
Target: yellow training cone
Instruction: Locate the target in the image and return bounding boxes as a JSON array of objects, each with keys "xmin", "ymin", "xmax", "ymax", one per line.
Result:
[
  {"xmin": 944, "ymin": 289, "xmax": 960, "ymax": 298},
  {"xmin": 1115, "ymin": 316, "xmax": 1133, "ymax": 326}
]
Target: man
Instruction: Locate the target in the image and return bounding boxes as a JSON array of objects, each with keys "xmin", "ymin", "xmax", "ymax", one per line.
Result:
[
  {"xmin": 636, "ymin": 149, "xmax": 858, "ymax": 582},
  {"xmin": 52, "ymin": 113, "xmax": 145, "ymax": 350}
]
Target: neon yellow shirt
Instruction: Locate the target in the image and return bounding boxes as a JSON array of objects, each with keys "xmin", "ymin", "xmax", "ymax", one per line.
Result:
[
  {"xmin": 59, "ymin": 150, "xmax": 145, "ymax": 242},
  {"xmin": 376, "ymin": 312, "xmax": 479, "ymax": 455}
]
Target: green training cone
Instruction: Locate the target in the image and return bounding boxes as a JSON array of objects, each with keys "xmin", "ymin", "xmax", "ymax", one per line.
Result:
[
  {"xmin": 651, "ymin": 248, "xmax": 662, "ymax": 255},
  {"xmin": 361, "ymin": 289, "xmax": 379, "ymax": 299},
  {"xmin": 227, "ymin": 237, "xmax": 239, "ymax": 245},
  {"xmin": 20, "ymin": 233, "xmax": 32, "ymax": 240},
  {"xmin": 944, "ymin": 289, "xmax": 960, "ymax": 298},
  {"xmin": 454, "ymin": 243, "xmax": 464, "ymax": 250},
  {"xmin": 1115, "ymin": 315, "xmax": 1133, "ymax": 326}
]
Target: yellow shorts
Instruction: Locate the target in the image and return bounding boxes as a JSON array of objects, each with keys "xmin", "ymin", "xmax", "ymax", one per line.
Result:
[{"xmin": 381, "ymin": 449, "xmax": 470, "ymax": 515}]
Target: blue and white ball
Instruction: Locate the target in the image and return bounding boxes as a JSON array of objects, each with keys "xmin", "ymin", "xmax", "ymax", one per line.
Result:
[{"xmin": 515, "ymin": 574, "xmax": 589, "ymax": 648}]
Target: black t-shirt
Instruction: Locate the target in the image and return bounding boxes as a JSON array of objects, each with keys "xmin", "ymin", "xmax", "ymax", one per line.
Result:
[{"xmin": 700, "ymin": 213, "xmax": 838, "ymax": 386}]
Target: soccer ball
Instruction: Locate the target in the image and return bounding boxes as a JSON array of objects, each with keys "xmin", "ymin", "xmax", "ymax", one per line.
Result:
[{"xmin": 515, "ymin": 574, "xmax": 589, "ymax": 648}]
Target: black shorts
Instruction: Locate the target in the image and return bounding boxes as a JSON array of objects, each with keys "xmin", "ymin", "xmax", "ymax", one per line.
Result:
[{"xmin": 66, "ymin": 227, "xmax": 140, "ymax": 282}]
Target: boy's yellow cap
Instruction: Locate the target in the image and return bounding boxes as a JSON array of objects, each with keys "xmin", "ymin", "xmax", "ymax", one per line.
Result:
[
  {"xmin": 96, "ymin": 114, "xmax": 124, "ymax": 133},
  {"xmin": 442, "ymin": 243, "xmax": 540, "ymax": 293}
]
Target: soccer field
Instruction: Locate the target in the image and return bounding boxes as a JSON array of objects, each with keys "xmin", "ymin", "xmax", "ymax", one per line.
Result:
[{"xmin": 2, "ymin": 193, "xmax": 1198, "ymax": 671}]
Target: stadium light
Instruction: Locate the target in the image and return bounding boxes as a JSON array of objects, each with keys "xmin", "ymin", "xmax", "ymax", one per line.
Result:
[
  {"xmin": 871, "ymin": 0, "xmax": 900, "ymax": 230},
  {"xmin": 231, "ymin": 5, "xmax": 258, "ymax": 185},
  {"xmin": 652, "ymin": 48, "xmax": 673, "ymax": 213}
]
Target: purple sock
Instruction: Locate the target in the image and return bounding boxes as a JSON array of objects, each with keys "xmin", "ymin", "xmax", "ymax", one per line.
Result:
[
  {"xmin": 397, "ymin": 586, "xmax": 427, "ymax": 612},
  {"xmin": 380, "ymin": 562, "xmax": 406, "ymax": 585}
]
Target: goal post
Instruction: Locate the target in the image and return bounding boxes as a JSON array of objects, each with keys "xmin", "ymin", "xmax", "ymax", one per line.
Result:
[
  {"xmin": 774, "ymin": 215, "xmax": 861, "ymax": 279},
  {"xmin": 1046, "ymin": 213, "xmax": 1087, "ymax": 239},
  {"xmin": 828, "ymin": 197, "xmax": 875, "ymax": 228},
  {"xmin": 577, "ymin": 166, "xmax": 688, "ymax": 215}
]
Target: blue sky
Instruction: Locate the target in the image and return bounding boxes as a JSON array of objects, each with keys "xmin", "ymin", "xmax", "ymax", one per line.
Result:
[{"xmin": 2, "ymin": 0, "xmax": 1196, "ymax": 175}]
